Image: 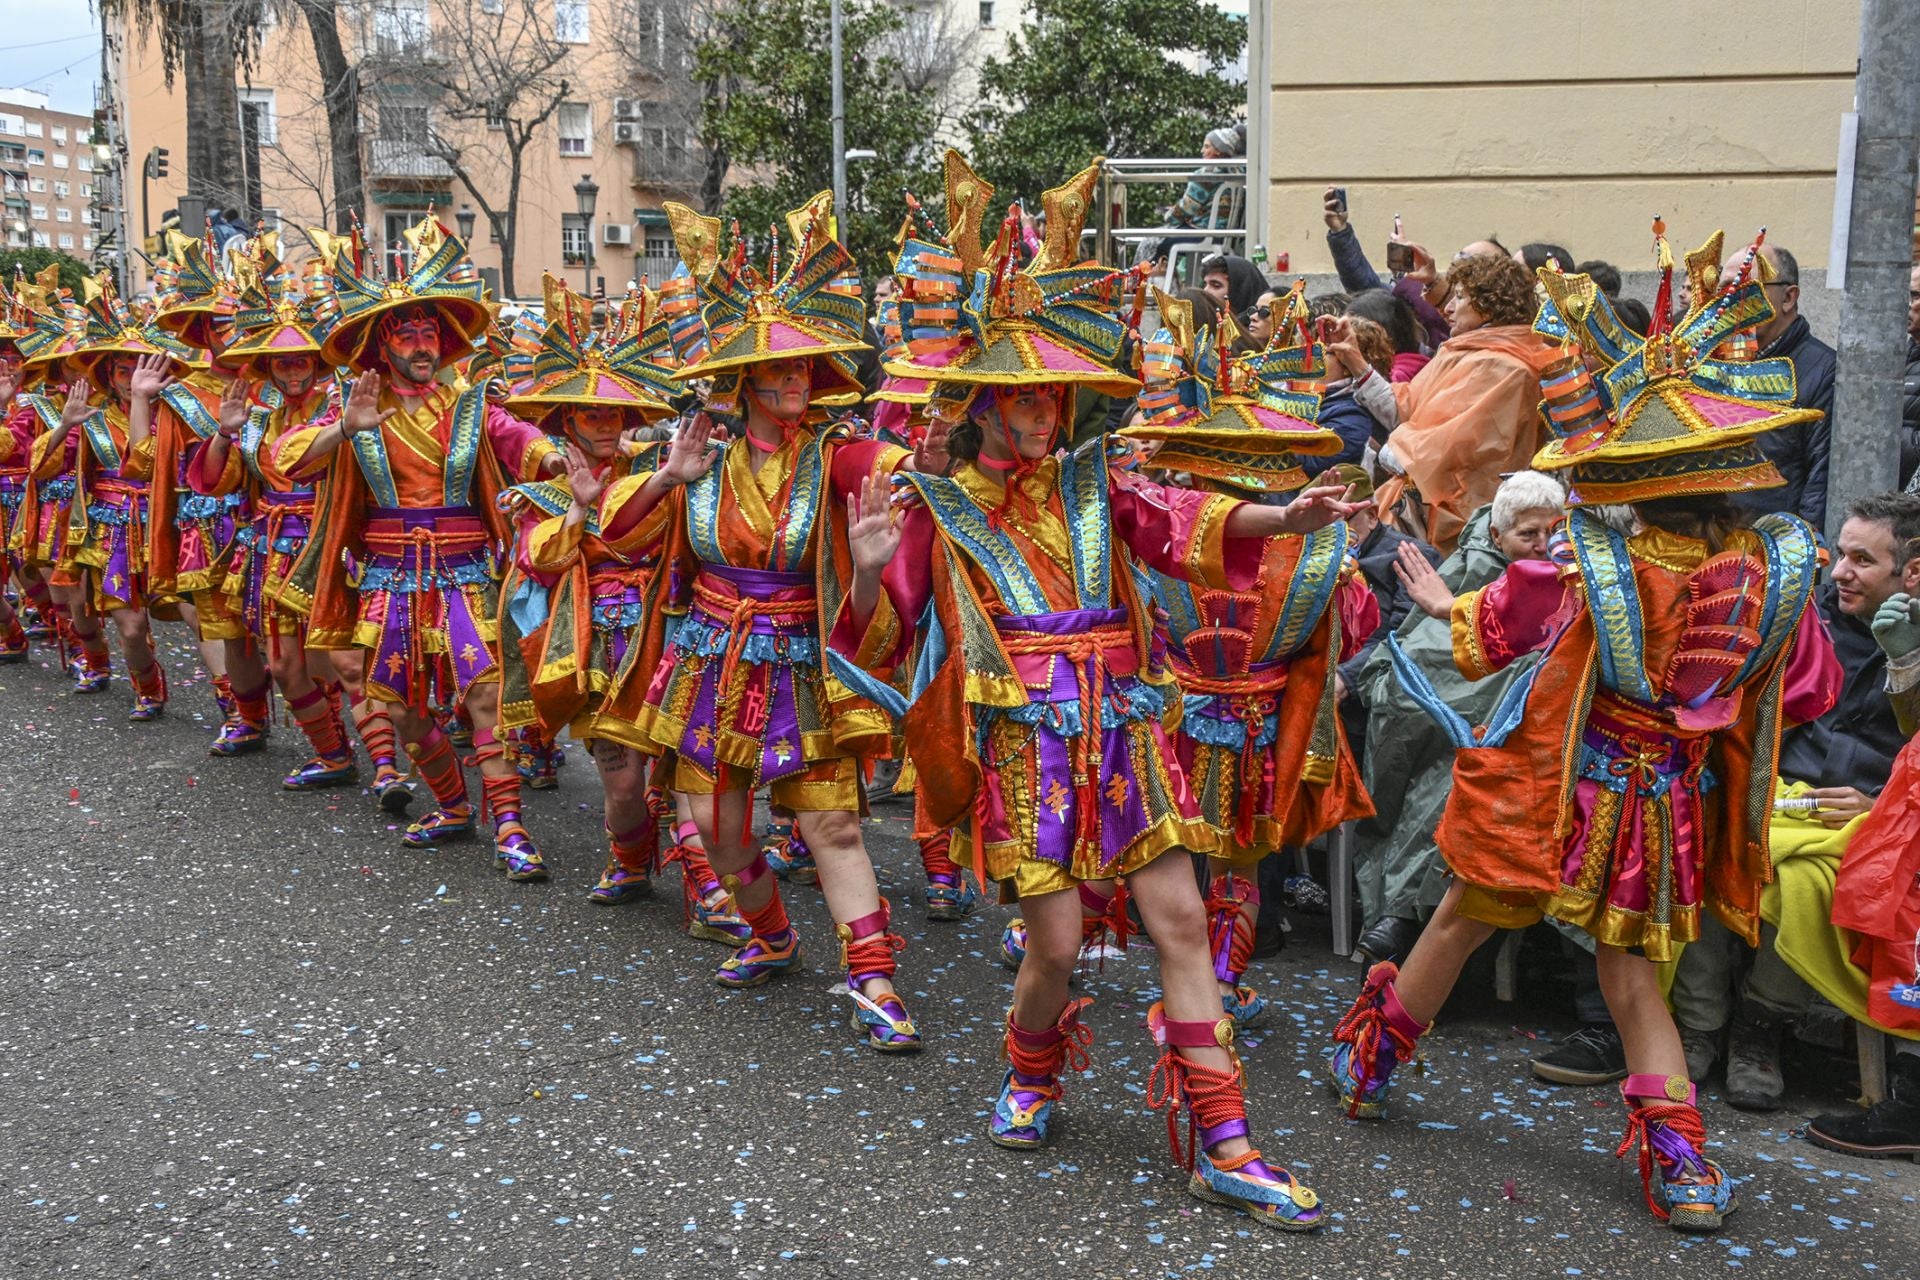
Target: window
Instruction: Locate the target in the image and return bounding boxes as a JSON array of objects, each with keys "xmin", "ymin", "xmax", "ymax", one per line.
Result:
[
  {"xmin": 558, "ymin": 101, "xmax": 590, "ymax": 156},
  {"xmin": 56, "ymin": 232, "xmax": 71, "ymax": 249},
  {"xmin": 484, "ymin": 99, "xmax": 506, "ymax": 129},
  {"xmin": 561, "ymin": 215, "xmax": 590, "ymax": 263},
  {"xmin": 79, "ymin": 183, "xmax": 89, "ymax": 198},
  {"xmin": 28, "ymin": 177, "xmax": 42, "ymax": 193},
  {"xmin": 979, "ymin": 1, "xmax": 994, "ymax": 24},
  {"xmin": 51, "ymin": 180, "xmax": 66, "ymax": 197},
  {"xmin": 480, "ymin": 0, "xmax": 503, "ymax": 11},
  {"xmin": 554, "ymin": 0, "xmax": 589, "ymax": 43},
  {"xmin": 382, "ymin": 209, "xmax": 430, "ymax": 278},
  {"xmin": 51, "ymin": 152, "xmax": 66, "ymax": 169},
  {"xmin": 24, "ymin": 121, "xmax": 40, "ymax": 138},
  {"xmin": 82, "ymin": 232, "xmax": 92, "ymax": 250},
  {"xmin": 76, "ymin": 153, "xmax": 90, "ymax": 172},
  {"xmin": 238, "ymin": 88, "xmax": 277, "ymax": 146},
  {"xmin": 30, "ymin": 230, "xmax": 46, "ymax": 248},
  {"xmin": 257, "ymin": 207, "xmax": 282, "ymax": 231},
  {"xmin": 379, "ymin": 102, "xmax": 433, "ymax": 145},
  {"xmin": 55, "ymin": 207, "xmax": 70, "ymax": 222},
  {"xmin": 371, "ymin": 0, "xmax": 430, "ymax": 55},
  {"xmin": 26, "ymin": 149, "xmax": 43, "ymax": 166},
  {"xmin": 643, "ymin": 230, "xmax": 673, "ymax": 257},
  {"xmin": 29, "ymin": 204, "xmax": 44, "ymax": 220},
  {"xmin": 50, "ymin": 126, "xmax": 65, "ymax": 144}
]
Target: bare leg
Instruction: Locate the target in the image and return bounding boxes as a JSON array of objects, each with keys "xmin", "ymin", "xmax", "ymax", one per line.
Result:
[
  {"xmin": 1010, "ymin": 886, "xmax": 1086, "ymax": 1030},
  {"xmin": 1389, "ymin": 877, "xmax": 1498, "ymax": 1025},
  {"xmin": 797, "ymin": 806, "xmax": 895, "ymax": 1002}
]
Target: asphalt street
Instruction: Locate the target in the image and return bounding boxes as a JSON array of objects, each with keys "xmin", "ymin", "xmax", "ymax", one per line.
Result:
[{"xmin": 1, "ymin": 628, "xmax": 1914, "ymax": 1279}]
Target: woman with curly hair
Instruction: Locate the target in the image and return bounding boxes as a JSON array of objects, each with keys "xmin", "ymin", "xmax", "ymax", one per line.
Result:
[{"xmin": 1372, "ymin": 252, "xmax": 1562, "ymax": 552}]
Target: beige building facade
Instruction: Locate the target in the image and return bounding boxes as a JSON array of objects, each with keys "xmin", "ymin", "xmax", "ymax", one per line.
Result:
[
  {"xmin": 1259, "ymin": 0, "xmax": 1862, "ymax": 276},
  {"xmin": 0, "ymin": 89, "xmax": 103, "ymax": 258},
  {"xmin": 107, "ymin": 0, "xmax": 701, "ymax": 299}
]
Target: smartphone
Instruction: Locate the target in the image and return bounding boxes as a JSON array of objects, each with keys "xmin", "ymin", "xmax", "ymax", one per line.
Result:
[
  {"xmin": 1329, "ymin": 187, "xmax": 1347, "ymax": 215},
  {"xmin": 1386, "ymin": 241, "xmax": 1414, "ymax": 274}
]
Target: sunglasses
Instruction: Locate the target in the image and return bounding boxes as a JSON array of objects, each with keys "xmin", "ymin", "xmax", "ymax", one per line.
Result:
[{"xmin": 1241, "ymin": 305, "xmax": 1272, "ymax": 321}]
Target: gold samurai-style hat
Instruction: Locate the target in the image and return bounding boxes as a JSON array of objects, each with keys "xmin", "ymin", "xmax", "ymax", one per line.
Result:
[
  {"xmin": 152, "ymin": 228, "xmax": 241, "ymax": 352},
  {"xmin": 884, "ymin": 150, "xmax": 1147, "ymax": 422},
  {"xmin": 658, "ymin": 190, "xmax": 869, "ymax": 415},
  {"xmin": 504, "ymin": 273, "xmax": 680, "ymax": 429},
  {"xmin": 313, "ymin": 214, "xmax": 493, "ymax": 370},
  {"xmin": 1120, "ymin": 282, "xmax": 1343, "ymax": 493},
  {"xmin": 15, "ymin": 265, "xmax": 84, "ymax": 384},
  {"xmin": 1529, "ymin": 221, "xmax": 1821, "ymax": 506},
  {"xmin": 71, "ymin": 274, "xmax": 193, "ymax": 385}
]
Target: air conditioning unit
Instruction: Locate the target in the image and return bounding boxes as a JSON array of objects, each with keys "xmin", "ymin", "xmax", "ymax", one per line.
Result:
[
  {"xmin": 613, "ymin": 98, "xmax": 641, "ymax": 122},
  {"xmin": 602, "ymin": 223, "xmax": 632, "ymax": 246},
  {"xmin": 613, "ymin": 121, "xmax": 642, "ymax": 146}
]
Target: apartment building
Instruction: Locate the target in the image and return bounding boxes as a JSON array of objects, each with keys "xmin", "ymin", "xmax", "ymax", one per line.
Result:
[
  {"xmin": 0, "ymin": 88, "xmax": 102, "ymax": 260},
  {"xmin": 106, "ymin": 0, "xmax": 704, "ymax": 299}
]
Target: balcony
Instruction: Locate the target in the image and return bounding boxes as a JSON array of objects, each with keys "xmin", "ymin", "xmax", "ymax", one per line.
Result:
[{"xmin": 368, "ymin": 138, "xmax": 454, "ymax": 181}]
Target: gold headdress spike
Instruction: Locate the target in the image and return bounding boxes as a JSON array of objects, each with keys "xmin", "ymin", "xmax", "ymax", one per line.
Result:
[
  {"xmin": 401, "ymin": 213, "xmax": 448, "ymax": 271},
  {"xmin": 1152, "ymin": 286, "xmax": 1195, "ymax": 356},
  {"xmin": 664, "ymin": 202, "xmax": 724, "ymax": 284},
  {"xmin": 943, "ymin": 150, "xmax": 996, "ymax": 277},
  {"xmin": 784, "ymin": 191, "xmax": 836, "ymax": 266},
  {"xmin": 541, "ymin": 271, "xmax": 595, "ymax": 346},
  {"xmin": 1032, "ymin": 157, "xmax": 1102, "ymax": 273}
]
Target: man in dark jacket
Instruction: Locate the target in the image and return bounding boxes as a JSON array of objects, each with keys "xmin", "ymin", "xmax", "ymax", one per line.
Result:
[
  {"xmin": 1723, "ymin": 245, "xmax": 1834, "ymax": 527},
  {"xmin": 1670, "ymin": 494, "xmax": 1920, "ymax": 1109}
]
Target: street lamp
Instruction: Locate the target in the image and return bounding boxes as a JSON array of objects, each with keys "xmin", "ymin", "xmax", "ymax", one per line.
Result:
[
  {"xmin": 572, "ymin": 174, "xmax": 598, "ymax": 295},
  {"xmin": 455, "ymin": 204, "xmax": 476, "ymax": 243}
]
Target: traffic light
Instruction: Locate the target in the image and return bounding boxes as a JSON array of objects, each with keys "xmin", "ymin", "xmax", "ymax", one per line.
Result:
[{"xmin": 146, "ymin": 147, "xmax": 169, "ymax": 179}]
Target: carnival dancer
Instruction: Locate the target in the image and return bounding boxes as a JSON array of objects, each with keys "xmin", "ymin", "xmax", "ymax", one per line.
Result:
[
  {"xmin": 1120, "ymin": 285, "xmax": 1378, "ymax": 1029},
  {"xmin": 1326, "ymin": 228, "xmax": 1841, "ymax": 1232},
  {"xmin": 278, "ymin": 216, "xmax": 565, "ymax": 877},
  {"xmin": 620, "ymin": 190, "xmax": 926, "ymax": 1052},
  {"xmin": 41, "ymin": 279, "xmax": 193, "ymax": 718},
  {"xmin": 12, "ymin": 277, "xmax": 101, "ymax": 679},
  {"xmin": 495, "ymin": 275, "xmax": 689, "ymax": 905},
  {"xmin": 189, "ymin": 261, "xmax": 361, "ymax": 789},
  {"xmin": 0, "ymin": 278, "xmax": 47, "ymax": 661},
  {"xmin": 147, "ymin": 231, "xmax": 267, "ymax": 749},
  {"xmin": 839, "ymin": 151, "xmax": 1363, "ymax": 1230}
]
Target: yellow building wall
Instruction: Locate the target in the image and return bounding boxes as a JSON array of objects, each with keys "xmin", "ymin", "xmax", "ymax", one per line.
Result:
[{"xmin": 1265, "ymin": 0, "xmax": 1861, "ymax": 273}]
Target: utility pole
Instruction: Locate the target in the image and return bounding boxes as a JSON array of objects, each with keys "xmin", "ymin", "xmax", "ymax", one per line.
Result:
[
  {"xmin": 830, "ymin": 0, "xmax": 846, "ymax": 218},
  {"xmin": 1827, "ymin": 0, "xmax": 1920, "ymax": 540}
]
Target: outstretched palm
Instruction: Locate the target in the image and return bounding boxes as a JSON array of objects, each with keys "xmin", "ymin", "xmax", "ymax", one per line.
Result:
[
  {"xmin": 847, "ymin": 466, "xmax": 901, "ymax": 576},
  {"xmin": 565, "ymin": 444, "xmax": 608, "ymax": 509},
  {"xmin": 217, "ymin": 377, "xmax": 251, "ymax": 435},
  {"xmin": 342, "ymin": 371, "xmax": 395, "ymax": 436},
  {"xmin": 60, "ymin": 378, "xmax": 94, "ymax": 428},
  {"xmin": 130, "ymin": 352, "xmax": 174, "ymax": 400},
  {"xmin": 659, "ymin": 412, "xmax": 726, "ymax": 487}
]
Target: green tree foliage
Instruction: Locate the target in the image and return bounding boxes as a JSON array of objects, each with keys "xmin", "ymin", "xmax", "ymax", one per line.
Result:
[
  {"xmin": 694, "ymin": 0, "xmax": 940, "ymax": 283},
  {"xmin": 965, "ymin": 0, "xmax": 1246, "ymax": 208},
  {"xmin": 0, "ymin": 248, "xmax": 90, "ymax": 295}
]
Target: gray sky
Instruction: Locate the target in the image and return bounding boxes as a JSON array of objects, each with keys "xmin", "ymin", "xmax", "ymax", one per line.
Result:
[{"xmin": 0, "ymin": 0, "xmax": 101, "ymax": 116}]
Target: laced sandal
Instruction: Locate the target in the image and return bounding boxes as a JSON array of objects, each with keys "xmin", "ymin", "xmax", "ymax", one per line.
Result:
[
  {"xmin": 1146, "ymin": 1002, "xmax": 1323, "ymax": 1233},
  {"xmin": 129, "ymin": 665, "xmax": 168, "ymax": 722},
  {"xmin": 373, "ymin": 764, "xmax": 415, "ymax": 814},
  {"xmin": 589, "ymin": 858, "xmax": 653, "ymax": 905},
  {"xmin": 666, "ymin": 825, "xmax": 752, "ymax": 944},
  {"xmin": 209, "ymin": 718, "xmax": 268, "ymax": 756},
  {"xmin": 716, "ymin": 930, "xmax": 801, "ymax": 987},
  {"xmin": 1617, "ymin": 1075, "xmax": 1738, "ymax": 1232},
  {"xmin": 72, "ymin": 665, "xmax": 110, "ymax": 694},
  {"xmin": 283, "ymin": 754, "xmax": 358, "ymax": 790},
  {"xmin": 1207, "ymin": 874, "xmax": 1267, "ymax": 1032},
  {"xmin": 998, "ymin": 918, "xmax": 1028, "ymax": 971},
  {"xmin": 1327, "ymin": 961, "xmax": 1428, "ymax": 1119},
  {"xmin": 924, "ymin": 871, "xmax": 978, "ymax": 922},
  {"xmin": 989, "ymin": 998, "xmax": 1093, "ymax": 1149},
  {"xmin": 402, "ymin": 803, "xmax": 476, "ymax": 848},
  {"xmin": 763, "ymin": 820, "xmax": 816, "ymax": 885},
  {"xmin": 516, "ymin": 743, "xmax": 560, "ymax": 790},
  {"xmin": 496, "ymin": 824, "xmax": 549, "ymax": 882},
  {"xmin": 0, "ymin": 627, "xmax": 27, "ymax": 663},
  {"xmin": 840, "ymin": 902, "xmax": 919, "ymax": 1053}
]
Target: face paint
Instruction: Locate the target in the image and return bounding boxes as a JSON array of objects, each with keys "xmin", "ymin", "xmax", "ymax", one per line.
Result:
[
  {"xmin": 565, "ymin": 404, "xmax": 626, "ymax": 460},
  {"xmin": 269, "ymin": 354, "xmax": 319, "ymax": 398},
  {"xmin": 377, "ymin": 308, "xmax": 444, "ymax": 386},
  {"xmin": 744, "ymin": 356, "xmax": 812, "ymax": 438}
]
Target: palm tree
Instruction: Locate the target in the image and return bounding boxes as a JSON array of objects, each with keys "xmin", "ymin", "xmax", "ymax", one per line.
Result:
[{"xmin": 100, "ymin": 0, "xmax": 249, "ymax": 212}]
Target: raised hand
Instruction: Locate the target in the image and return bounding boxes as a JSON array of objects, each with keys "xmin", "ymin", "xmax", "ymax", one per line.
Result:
[
  {"xmin": 341, "ymin": 370, "xmax": 395, "ymax": 436},
  {"xmin": 658, "ymin": 411, "xmax": 726, "ymax": 487},
  {"xmin": 565, "ymin": 443, "xmax": 608, "ymax": 510},
  {"xmin": 0, "ymin": 364, "xmax": 19, "ymax": 406},
  {"xmin": 1321, "ymin": 185, "xmax": 1349, "ymax": 234},
  {"xmin": 911, "ymin": 418, "xmax": 952, "ymax": 476},
  {"xmin": 1279, "ymin": 481, "xmax": 1370, "ymax": 534},
  {"xmin": 1393, "ymin": 540, "xmax": 1453, "ymax": 619},
  {"xmin": 217, "ymin": 376, "xmax": 251, "ymax": 436},
  {"xmin": 129, "ymin": 351, "xmax": 175, "ymax": 401},
  {"xmin": 60, "ymin": 378, "xmax": 94, "ymax": 428},
  {"xmin": 1870, "ymin": 591, "xmax": 1920, "ymax": 661},
  {"xmin": 846, "ymin": 464, "xmax": 901, "ymax": 576}
]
